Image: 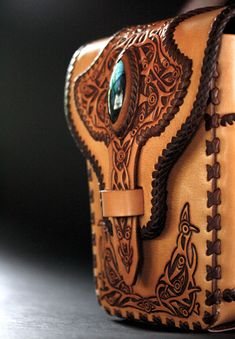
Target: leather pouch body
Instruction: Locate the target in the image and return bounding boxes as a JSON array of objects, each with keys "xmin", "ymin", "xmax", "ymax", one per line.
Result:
[{"xmin": 65, "ymin": 6, "xmax": 235, "ymax": 331}]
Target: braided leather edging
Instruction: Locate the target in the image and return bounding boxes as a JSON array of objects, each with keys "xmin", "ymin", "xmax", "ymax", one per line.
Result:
[
  {"xmin": 64, "ymin": 5, "xmax": 235, "ymax": 331},
  {"xmin": 205, "ymin": 112, "xmax": 235, "ymax": 128},
  {"xmin": 64, "ymin": 46, "xmax": 105, "ymax": 192},
  {"xmin": 141, "ymin": 5, "xmax": 235, "ymax": 239},
  {"xmin": 220, "ymin": 113, "xmax": 235, "ymax": 126},
  {"xmin": 65, "ymin": 47, "xmax": 114, "ymax": 234},
  {"xmin": 65, "ymin": 6, "xmax": 228, "ymax": 242},
  {"xmin": 223, "ymin": 289, "xmax": 235, "ymax": 302},
  {"xmin": 87, "ymin": 161, "xmax": 204, "ymax": 331}
]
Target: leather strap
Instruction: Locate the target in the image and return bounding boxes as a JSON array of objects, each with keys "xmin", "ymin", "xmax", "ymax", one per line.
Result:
[
  {"xmin": 99, "ymin": 34, "xmax": 235, "ymax": 220},
  {"xmin": 100, "ymin": 189, "xmax": 144, "ymax": 217}
]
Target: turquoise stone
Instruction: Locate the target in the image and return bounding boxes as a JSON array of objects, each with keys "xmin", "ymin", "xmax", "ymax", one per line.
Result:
[{"xmin": 108, "ymin": 60, "xmax": 126, "ymax": 123}]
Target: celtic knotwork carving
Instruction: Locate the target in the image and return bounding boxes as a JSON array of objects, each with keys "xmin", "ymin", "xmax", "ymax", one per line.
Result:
[
  {"xmin": 74, "ymin": 23, "xmax": 186, "ymax": 144},
  {"xmin": 73, "ymin": 22, "xmax": 191, "ymax": 280},
  {"xmin": 99, "ymin": 203, "xmax": 201, "ymax": 318}
]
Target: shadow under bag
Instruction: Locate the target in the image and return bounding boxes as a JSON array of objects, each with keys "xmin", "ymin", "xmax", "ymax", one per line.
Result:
[{"xmin": 65, "ymin": 5, "xmax": 235, "ymax": 332}]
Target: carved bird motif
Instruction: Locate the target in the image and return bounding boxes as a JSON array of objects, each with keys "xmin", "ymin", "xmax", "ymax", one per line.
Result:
[
  {"xmin": 155, "ymin": 203, "xmax": 201, "ymax": 317},
  {"xmin": 101, "ymin": 203, "xmax": 200, "ymax": 318}
]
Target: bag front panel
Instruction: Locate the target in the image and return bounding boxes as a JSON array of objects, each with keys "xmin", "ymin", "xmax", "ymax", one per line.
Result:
[{"xmin": 65, "ymin": 5, "xmax": 235, "ymax": 331}]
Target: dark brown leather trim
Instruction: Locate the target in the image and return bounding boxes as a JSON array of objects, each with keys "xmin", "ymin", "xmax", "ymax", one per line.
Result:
[
  {"xmin": 205, "ymin": 113, "xmax": 220, "ymax": 130},
  {"xmin": 220, "ymin": 113, "xmax": 235, "ymax": 126},
  {"xmin": 179, "ymin": 321, "xmax": 189, "ymax": 331},
  {"xmin": 206, "ymin": 138, "xmax": 220, "ymax": 156},
  {"xmin": 64, "ymin": 6, "xmax": 235, "ymax": 242},
  {"xmin": 206, "ymin": 239, "xmax": 221, "ymax": 256},
  {"xmin": 203, "ymin": 311, "xmax": 218, "ymax": 325},
  {"xmin": 206, "ymin": 112, "xmax": 235, "ymax": 128},
  {"xmin": 193, "ymin": 321, "xmax": 203, "ymax": 331},
  {"xmin": 141, "ymin": 5, "xmax": 235, "ymax": 239},
  {"xmin": 207, "ymin": 214, "xmax": 221, "ymax": 231},
  {"xmin": 65, "ymin": 6, "xmax": 235, "ymax": 249},
  {"xmin": 206, "ymin": 163, "xmax": 220, "ymax": 181},
  {"xmin": 223, "ymin": 288, "xmax": 235, "ymax": 302},
  {"xmin": 205, "ymin": 289, "xmax": 221, "ymax": 306},
  {"xmin": 64, "ymin": 48, "xmax": 113, "ymax": 236},
  {"xmin": 206, "ymin": 265, "xmax": 221, "ymax": 281},
  {"xmin": 166, "ymin": 318, "xmax": 175, "ymax": 328},
  {"xmin": 64, "ymin": 6, "xmax": 235, "ymax": 330},
  {"xmin": 207, "ymin": 188, "xmax": 221, "ymax": 208},
  {"xmin": 126, "ymin": 311, "xmax": 135, "ymax": 321},
  {"xmin": 204, "ymin": 63, "xmax": 222, "ymax": 326},
  {"xmin": 64, "ymin": 46, "xmax": 105, "ymax": 191}
]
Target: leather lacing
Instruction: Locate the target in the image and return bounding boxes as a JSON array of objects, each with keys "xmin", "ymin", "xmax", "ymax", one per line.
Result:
[
  {"xmin": 204, "ymin": 65, "xmax": 221, "ymax": 326},
  {"xmin": 65, "ymin": 3, "xmax": 235, "ymax": 332}
]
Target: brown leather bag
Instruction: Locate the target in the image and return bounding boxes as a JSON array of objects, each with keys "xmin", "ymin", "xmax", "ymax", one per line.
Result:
[{"xmin": 64, "ymin": 5, "xmax": 235, "ymax": 332}]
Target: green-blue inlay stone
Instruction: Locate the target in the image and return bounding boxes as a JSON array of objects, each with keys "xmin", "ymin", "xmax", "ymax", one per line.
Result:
[{"xmin": 108, "ymin": 60, "xmax": 126, "ymax": 124}]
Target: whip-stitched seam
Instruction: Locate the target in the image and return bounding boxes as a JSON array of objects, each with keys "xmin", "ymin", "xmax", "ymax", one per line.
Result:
[
  {"xmin": 64, "ymin": 3, "xmax": 235, "ymax": 331},
  {"xmin": 206, "ymin": 289, "xmax": 222, "ymax": 306},
  {"xmin": 206, "ymin": 264, "xmax": 221, "ymax": 280},
  {"xmin": 223, "ymin": 289, "xmax": 235, "ymax": 302},
  {"xmin": 206, "ymin": 239, "xmax": 221, "ymax": 256},
  {"xmin": 203, "ymin": 63, "xmax": 222, "ymax": 326},
  {"xmin": 206, "ymin": 113, "xmax": 235, "ymax": 128},
  {"xmin": 141, "ymin": 5, "xmax": 235, "ymax": 240},
  {"xmin": 206, "ymin": 163, "xmax": 220, "ymax": 181},
  {"xmin": 220, "ymin": 113, "xmax": 235, "ymax": 126},
  {"xmin": 207, "ymin": 214, "xmax": 221, "ymax": 231}
]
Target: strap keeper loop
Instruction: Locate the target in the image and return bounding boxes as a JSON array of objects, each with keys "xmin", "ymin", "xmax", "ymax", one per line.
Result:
[{"xmin": 100, "ymin": 189, "xmax": 144, "ymax": 217}]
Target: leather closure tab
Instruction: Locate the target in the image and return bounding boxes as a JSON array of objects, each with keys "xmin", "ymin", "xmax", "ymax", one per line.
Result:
[{"xmin": 100, "ymin": 189, "xmax": 144, "ymax": 217}]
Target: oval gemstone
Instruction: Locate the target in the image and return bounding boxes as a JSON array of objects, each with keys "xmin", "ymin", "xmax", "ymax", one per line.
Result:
[{"xmin": 108, "ymin": 59, "xmax": 126, "ymax": 124}]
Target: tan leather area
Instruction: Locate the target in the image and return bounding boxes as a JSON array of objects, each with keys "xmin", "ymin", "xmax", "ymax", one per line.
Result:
[
  {"xmin": 210, "ymin": 35, "xmax": 235, "ymax": 328},
  {"xmin": 66, "ymin": 6, "xmax": 235, "ymax": 331},
  {"xmin": 208, "ymin": 35, "xmax": 235, "ymax": 325},
  {"xmin": 68, "ymin": 37, "xmax": 141, "ymax": 285},
  {"xmin": 213, "ymin": 121, "xmax": 235, "ymax": 327},
  {"xmin": 89, "ymin": 122, "xmax": 212, "ymax": 329},
  {"xmin": 68, "ymin": 38, "xmax": 111, "ymax": 189},
  {"xmin": 138, "ymin": 8, "xmax": 223, "ymax": 229},
  {"xmin": 101, "ymin": 189, "xmax": 144, "ymax": 217},
  {"xmin": 70, "ymin": 11, "xmax": 225, "ymax": 288},
  {"xmin": 74, "ymin": 39, "xmax": 109, "ymax": 75},
  {"xmin": 217, "ymin": 34, "xmax": 235, "ymax": 114}
]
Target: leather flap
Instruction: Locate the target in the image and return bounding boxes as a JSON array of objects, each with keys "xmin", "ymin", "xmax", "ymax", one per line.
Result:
[{"xmin": 65, "ymin": 5, "xmax": 235, "ymax": 286}]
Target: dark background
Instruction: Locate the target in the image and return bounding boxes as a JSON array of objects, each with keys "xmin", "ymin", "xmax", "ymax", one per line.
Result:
[
  {"xmin": 1, "ymin": 0, "xmax": 191, "ymax": 267},
  {"xmin": 1, "ymin": 0, "xmax": 234, "ymax": 338}
]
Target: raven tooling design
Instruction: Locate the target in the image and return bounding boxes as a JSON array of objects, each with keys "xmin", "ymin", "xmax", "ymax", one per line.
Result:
[
  {"xmin": 73, "ymin": 23, "xmax": 191, "ymax": 280},
  {"xmin": 65, "ymin": 4, "xmax": 235, "ymax": 332},
  {"xmin": 98, "ymin": 203, "xmax": 201, "ymax": 318}
]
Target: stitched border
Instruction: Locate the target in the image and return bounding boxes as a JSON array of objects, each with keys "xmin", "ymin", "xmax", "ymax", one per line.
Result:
[
  {"xmin": 64, "ymin": 6, "xmax": 231, "ymax": 241},
  {"xmin": 64, "ymin": 4, "xmax": 235, "ymax": 331},
  {"xmin": 220, "ymin": 113, "xmax": 235, "ymax": 126},
  {"xmin": 203, "ymin": 64, "xmax": 222, "ymax": 326},
  {"xmin": 223, "ymin": 289, "xmax": 235, "ymax": 302},
  {"xmin": 141, "ymin": 5, "xmax": 235, "ymax": 239},
  {"xmin": 205, "ymin": 112, "xmax": 235, "ymax": 128},
  {"xmin": 64, "ymin": 46, "xmax": 106, "ymax": 192},
  {"xmin": 90, "ymin": 167, "xmax": 203, "ymax": 330}
]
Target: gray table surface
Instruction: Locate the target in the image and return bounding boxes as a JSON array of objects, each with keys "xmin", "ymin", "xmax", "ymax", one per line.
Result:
[{"xmin": 0, "ymin": 250, "xmax": 235, "ymax": 339}]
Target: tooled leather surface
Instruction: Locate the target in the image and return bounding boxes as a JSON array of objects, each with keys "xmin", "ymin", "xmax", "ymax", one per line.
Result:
[
  {"xmin": 97, "ymin": 202, "xmax": 201, "ymax": 318},
  {"xmin": 64, "ymin": 3, "xmax": 235, "ymax": 328},
  {"xmin": 203, "ymin": 64, "xmax": 222, "ymax": 326},
  {"xmin": 212, "ymin": 33, "xmax": 235, "ymax": 328},
  {"xmin": 87, "ymin": 138, "xmax": 206, "ymax": 330},
  {"xmin": 73, "ymin": 15, "xmax": 192, "ymax": 285},
  {"xmin": 74, "ymin": 23, "xmax": 190, "ymax": 146}
]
